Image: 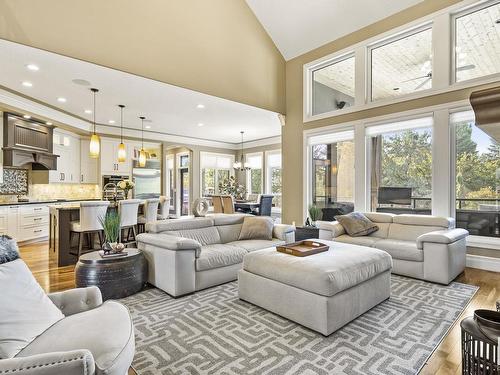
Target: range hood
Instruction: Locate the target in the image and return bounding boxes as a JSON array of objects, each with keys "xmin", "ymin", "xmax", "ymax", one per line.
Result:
[
  {"xmin": 470, "ymin": 87, "xmax": 500, "ymax": 143},
  {"xmin": 2, "ymin": 113, "xmax": 59, "ymax": 170}
]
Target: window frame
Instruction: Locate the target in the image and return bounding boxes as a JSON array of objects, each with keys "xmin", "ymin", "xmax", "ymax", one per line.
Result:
[
  {"xmin": 245, "ymin": 152, "xmax": 264, "ymax": 195},
  {"xmin": 199, "ymin": 151, "xmax": 235, "ymax": 197},
  {"xmin": 265, "ymin": 149, "xmax": 282, "ymax": 193}
]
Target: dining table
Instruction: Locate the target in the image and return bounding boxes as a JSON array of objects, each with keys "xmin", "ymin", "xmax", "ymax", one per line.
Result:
[{"xmin": 234, "ymin": 200, "xmax": 260, "ymax": 213}]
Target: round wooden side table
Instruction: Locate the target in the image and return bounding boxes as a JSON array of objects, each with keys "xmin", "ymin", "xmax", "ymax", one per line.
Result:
[{"xmin": 75, "ymin": 249, "xmax": 148, "ymax": 300}]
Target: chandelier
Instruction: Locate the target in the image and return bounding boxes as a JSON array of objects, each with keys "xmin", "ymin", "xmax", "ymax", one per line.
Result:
[{"xmin": 233, "ymin": 131, "xmax": 251, "ymax": 171}]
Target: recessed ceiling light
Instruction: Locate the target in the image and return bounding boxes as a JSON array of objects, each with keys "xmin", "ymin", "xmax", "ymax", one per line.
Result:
[
  {"xmin": 45, "ymin": 121, "xmax": 53, "ymax": 125},
  {"xmin": 196, "ymin": 104, "xmax": 205, "ymax": 109},
  {"xmin": 198, "ymin": 123, "xmax": 204, "ymax": 127},
  {"xmin": 57, "ymin": 97, "xmax": 67, "ymax": 103},
  {"xmin": 22, "ymin": 81, "xmax": 33, "ymax": 87},
  {"xmin": 72, "ymin": 79, "xmax": 91, "ymax": 86},
  {"xmin": 145, "ymin": 125, "xmax": 151, "ymax": 129},
  {"xmin": 108, "ymin": 120, "xmax": 115, "ymax": 124},
  {"xmin": 84, "ymin": 109, "xmax": 92, "ymax": 114},
  {"xmin": 23, "ymin": 115, "xmax": 31, "ymax": 119},
  {"xmin": 26, "ymin": 64, "xmax": 39, "ymax": 71}
]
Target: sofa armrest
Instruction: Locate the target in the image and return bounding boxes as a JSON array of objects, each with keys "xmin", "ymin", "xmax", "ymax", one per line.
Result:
[
  {"xmin": 0, "ymin": 350, "xmax": 95, "ymax": 375},
  {"xmin": 273, "ymin": 224, "xmax": 296, "ymax": 243},
  {"xmin": 136, "ymin": 233, "xmax": 202, "ymax": 257},
  {"xmin": 317, "ymin": 220, "xmax": 345, "ymax": 238},
  {"xmin": 417, "ymin": 228, "xmax": 469, "ymax": 250},
  {"xmin": 48, "ymin": 286, "xmax": 102, "ymax": 316}
]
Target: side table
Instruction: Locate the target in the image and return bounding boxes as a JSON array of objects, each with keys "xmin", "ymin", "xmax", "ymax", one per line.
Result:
[
  {"xmin": 295, "ymin": 226, "xmax": 320, "ymax": 241},
  {"xmin": 75, "ymin": 249, "xmax": 148, "ymax": 300}
]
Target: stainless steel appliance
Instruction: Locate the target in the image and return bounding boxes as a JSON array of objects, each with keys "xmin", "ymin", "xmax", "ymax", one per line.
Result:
[
  {"xmin": 102, "ymin": 175, "xmax": 129, "ymax": 200},
  {"xmin": 132, "ymin": 160, "xmax": 161, "ymax": 199}
]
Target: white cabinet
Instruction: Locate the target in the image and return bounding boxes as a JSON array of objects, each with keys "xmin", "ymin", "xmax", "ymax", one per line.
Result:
[
  {"xmin": 100, "ymin": 139, "xmax": 132, "ymax": 175},
  {"xmin": 0, "ymin": 207, "xmax": 8, "ymax": 236},
  {"xmin": 80, "ymin": 139, "xmax": 99, "ymax": 183},
  {"xmin": 7, "ymin": 205, "xmax": 20, "ymax": 240},
  {"xmin": 50, "ymin": 131, "xmax": 81, "ymax": 183},
  {"xmin": 4, "ymin": 204, "xmax": 49, "ymax": 242}
]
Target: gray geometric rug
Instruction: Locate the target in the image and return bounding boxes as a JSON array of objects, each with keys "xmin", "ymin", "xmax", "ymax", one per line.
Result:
[{"xmin": 121, "ymin": 275, "xmax": 477, "ymax": 375}]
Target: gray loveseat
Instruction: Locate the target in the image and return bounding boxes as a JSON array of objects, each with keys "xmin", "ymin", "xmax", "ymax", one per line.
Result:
[
  {"xmin": 318, "ymin": 213, "xmax": 468, "ymax": 284},
  {"xmin": 136, "ymin": 214, "xmax": 295, "ymax": 297}
]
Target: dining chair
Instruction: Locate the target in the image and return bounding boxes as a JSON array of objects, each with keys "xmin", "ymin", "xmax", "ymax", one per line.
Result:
[
  {"xmin": 252, "ymin": 194, "xmax": 273, "ymax": 216},
  {"xmin": 157, "ymin": 196, "xmax": 171, "ymax": 220},
  {"xmin": 212, "ymin": 195, "xmax": 223, "ymax": 213},
  {"xmin": 221, "ymin": 195, "xmax": 235, "ymax": 214},
  {"xmin": 118, "ymin": 199, "xmax": 141, "ymax": 245},
  {"xmin": 138, "ymin": 198, "xmax": 160, "ymax": 233},
  {"xmin": 70, "ymin": 201, "xmax": 110, "ymax": 258}
]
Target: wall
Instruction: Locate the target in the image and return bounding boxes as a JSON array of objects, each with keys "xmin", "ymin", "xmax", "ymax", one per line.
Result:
[
  {"xmin": 312, "ymin": 82, "xmax": 354, "ymax": 116},
  {"xmin": 282, "ymin": 0, "xmax": 499, "ymax": 224},
  {"xmin": 0, "ymin": 0, "xmax": 285, "ymax": 114}
]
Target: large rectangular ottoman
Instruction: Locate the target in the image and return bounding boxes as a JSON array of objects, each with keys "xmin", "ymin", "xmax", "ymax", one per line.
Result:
[{"xmin": 238, "ymin": 240, "xmax": 392, "ymax": 335}]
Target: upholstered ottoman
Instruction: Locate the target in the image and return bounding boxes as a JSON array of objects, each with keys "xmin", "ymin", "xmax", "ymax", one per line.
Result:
[{"xmin": 238, "ymin": 240, "xmax": 392, "ymax": 335}]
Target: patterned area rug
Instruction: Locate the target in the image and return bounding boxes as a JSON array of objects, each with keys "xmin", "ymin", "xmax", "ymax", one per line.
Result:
[{"xmin": 121, "ymin": 275, "xmax": 477, "ymax": 375}]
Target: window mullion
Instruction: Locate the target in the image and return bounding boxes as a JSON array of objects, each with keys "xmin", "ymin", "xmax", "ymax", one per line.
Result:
[{"xmin": 432, "ymin": 13, "xmax": 451, "ymax": 90}]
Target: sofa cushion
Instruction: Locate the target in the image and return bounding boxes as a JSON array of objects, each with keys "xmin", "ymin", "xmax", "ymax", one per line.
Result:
[
  {"xmin": 368, "ymin": 222, "xmax": 391, "ymax": 238},
  {"xmin": 17, "ymin": 301, "xmax": 134, "ymax": 375},
  {"xmin": 335, "ymin": 234, "xmax": 381, "ymax": 247},
  {"xmin": 0, "ymin": 236, "xmax": 19, "ymax": 264},
  {"xmin": 335, "ymin": 212, "xmax": 379, "ymax": 237},
  {"xmin": 388, "ymin": 224, "xmax": 445, "ymax": 242},
  {"xmin": 364, "ymin": 212, "xmax": 395, "ymax": 223},
  {"xmin": 392, "ymin": 214, "xmax": 454, "ymax": 229},
  {"xmin": 0, "ymin": 259, "xmax": 64, "ymax": 359},
  {"xmin": 217, "ymin": 224, "xmax": 242, "ymax": 244},
  {"xmin": 374, "ymin": 239, "xmax": 424, "ymax": 262},
  {"xmin": 177, "ymin": 227, "xmax": 221, "ymax": 246},
  {"xmin": 229, "ymin": 239, "xmax": 284, "ymax": 252},
  {"xmin": 239, "ymin": 216, "xmax": 273, "ymax": 241},
  {"xmin": 210, "ymin": 214, "xmax": 248, "ymax": 226},
  {"xmin": 147, "ymin": 217, "xmax": 214, "ymax": 233},
  {"xmin": 242, "ymin": 242, "xmax": 392, "ymax": 297},
  {"xmin": 196, "ymin": 244, "xmax": 248, "ymax": 271}
]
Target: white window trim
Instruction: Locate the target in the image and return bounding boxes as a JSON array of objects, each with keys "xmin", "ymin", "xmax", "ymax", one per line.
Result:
[
  {"xmin": 246, "ymin": 152, "xmax": 264, "ymax": 195},
  {"xmin": 199, "ymin": 151, "xmax": 235, "ymax": 197},
  {"xmin": 265, "ymin": 149, "xmax": 281, "ymax": 195},
  {"xmin": 303, "ymin": 0, "xmax": 500, "ymax": 123}
]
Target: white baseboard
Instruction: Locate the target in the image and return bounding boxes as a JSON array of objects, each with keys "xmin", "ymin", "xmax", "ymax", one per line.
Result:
[{"xmin": 466, "ymin": 254, "xmax": 500, "ymax": 272}]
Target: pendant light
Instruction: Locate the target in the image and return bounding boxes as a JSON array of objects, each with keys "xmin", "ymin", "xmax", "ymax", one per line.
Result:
[
  {"xmin": 89, "ymin": 88, "xmax": 100, "ymax": 158},
  {"xmin": 117, "ymin": 105, "xmax": 126, "ymax": 162},
  {"xmin": 138, "ymin": 116, "xmax": 147, "ymax": 167},
  {"xmin": 233, "ymin": 131, "xmax": 251, "ymax": 171}
]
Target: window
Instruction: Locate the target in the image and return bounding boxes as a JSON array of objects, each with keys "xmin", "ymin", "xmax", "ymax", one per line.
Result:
[
  {"xmin": 452, "ymin": 111, "xmax": 499, "ymax": 238},
  {"xmin": 312, "ymin": 54, "xmax": 355, "ymax": 116},
  {"xmin": 246, "ymin": 153, "xmax": 263, "ymax": 195},
  {"xmin": 266, "ymin": 151, "xmax": 282, "ymax": 208},
  {"xmin": 166, "ymin": 155, "xmax": 174, "ymax": 204},
  {"xmin": 454, "ymin": 2, "xmax": 500, "ymax": 82},
  {"xmin": 367, "ymin": 117, "xmax": 433, "ymax": 214},
  {"xmin": 309, "ymin": 131, "xmax": 355, "ymax": 212},
  {"xmin": 200, "ymin": 152, "xmax": 234, "ymax": 197},
  {"xmin": 370, "ymin": 26, "xmax": 432, "ymax": 101}
]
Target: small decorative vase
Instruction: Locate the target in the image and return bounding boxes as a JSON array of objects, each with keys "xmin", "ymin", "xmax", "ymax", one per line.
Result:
[{"xmin": 102, "ymin": 242, "xmax": 116, "ymax": 254}]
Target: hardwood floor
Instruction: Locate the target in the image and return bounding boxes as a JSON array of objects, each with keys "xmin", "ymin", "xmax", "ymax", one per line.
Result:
[{"xmin": 19, "ymin": 241, "xmax": 500, "ymax": 375}]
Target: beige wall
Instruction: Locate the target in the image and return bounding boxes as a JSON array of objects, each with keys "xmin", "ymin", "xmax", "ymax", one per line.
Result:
[
  {"xmin": 0, "ymin": 0, "xmax": 285, "ymax": 114},
  {"xmin": 282, "ymin": 0, "xmax": 499, "ymax": 224}
]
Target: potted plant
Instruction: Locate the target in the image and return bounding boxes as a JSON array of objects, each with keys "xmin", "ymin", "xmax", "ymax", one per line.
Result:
[
  {"xmin": 117, "ymin": 179, "xmax": 135, "ymax": 199},
  {"xmin": 308, "ymin": 205, "xmax": 322, "ymax": 227},
  {"xmin": 99, "ymin": 211, "xmax": 124, "ymax": 253},
  {"xmin": 219, "ymin": 176, "xmax": 246, "ymax": 200}
]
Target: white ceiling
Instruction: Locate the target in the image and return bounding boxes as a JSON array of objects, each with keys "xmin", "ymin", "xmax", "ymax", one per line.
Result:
[
  {"xmin": 0, "ymin": 39, "xmax": 281, "ymax": 144},
  {"xmin": 246, "ymin": 0, "xmax": 424, "ymax": 60}
]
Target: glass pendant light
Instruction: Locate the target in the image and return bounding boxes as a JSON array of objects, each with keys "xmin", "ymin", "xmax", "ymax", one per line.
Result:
[
  {"xmin": 138, "ymin": 116, "xmax": 147, "ymax": 167},
  {"xmin": 89, "ymin": 88, "xmax": 100, "ymax": 158},
  {"xmin": 117, "ymin": 104, "xmax": 126, "ymax": 162},
  {"xmin": 233, "ymin": 131, "xmax": 251, "ymax": 171}
]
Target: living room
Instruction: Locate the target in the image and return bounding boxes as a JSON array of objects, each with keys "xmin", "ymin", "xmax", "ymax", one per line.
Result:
[{"xmin": 1, "ymin": 0, "xmax": 499, "ymax": 374}]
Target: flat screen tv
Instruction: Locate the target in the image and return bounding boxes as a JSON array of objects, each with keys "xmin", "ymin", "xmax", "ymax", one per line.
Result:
[{"xmin": 378, "ymin": 187, "xmax": 412, "ymax": 206}]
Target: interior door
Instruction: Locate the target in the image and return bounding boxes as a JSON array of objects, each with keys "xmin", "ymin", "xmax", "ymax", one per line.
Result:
[{"xmin": 179, "ymin": 168, "xmax": 189, "ymax": 216}]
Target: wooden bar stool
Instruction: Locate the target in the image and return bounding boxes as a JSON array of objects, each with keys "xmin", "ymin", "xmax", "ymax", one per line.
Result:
[
  {"xmin": 138, "ymin": 198, "xmax": 160, "ymax": 233},
  {"xmin": 70, "ymin": 201, "xmax": 110, "ymax": 258}
]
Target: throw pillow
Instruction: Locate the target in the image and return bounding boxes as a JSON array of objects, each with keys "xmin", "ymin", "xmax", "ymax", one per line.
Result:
[
  {"xmin": 238, "ymin": 216, "xmax": 273, "ymax": 241},
  {"xmin": 335, "ymin": 212, "xmax": 379, "ymax": 237},
  {"xmin": 0, "ymin": 259, "xmax": 64, "ymax": 359},
  {"xmin": 0, "ymin": 235, "xmax": 19, "ymax": 264}
]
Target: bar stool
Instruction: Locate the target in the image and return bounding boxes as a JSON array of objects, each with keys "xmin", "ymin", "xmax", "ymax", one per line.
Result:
[
  {"xmin": 118, "ymin": 199, "xmax": 141, "ymax": 246},
  {"xmin": 138, "ymin": 198, "xmax": 160, "ymax": 233},
  {"xmin": 157, "ymin": 196, "xmax": 171, "ymax": 220},
  {"xmin": 70, "ymin": 201, "xmax": 110, "ymax": 258}
]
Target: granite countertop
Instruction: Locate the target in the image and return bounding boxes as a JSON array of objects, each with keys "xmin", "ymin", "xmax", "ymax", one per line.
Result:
[{"xmin": 0, "ymin": 198, "xmax": 101, "ymax": 206}]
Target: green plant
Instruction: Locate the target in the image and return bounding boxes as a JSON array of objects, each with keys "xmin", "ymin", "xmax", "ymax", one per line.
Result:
[
  {"xmin": 219, "ymin": 176, "xmax": 246, "ymax": 200},
  {"xmin": 308, "ymin": 205, "xmax": 322, "ymax": 222},
  {"xmin": 99, "ymin": 211, "xmax": 121, "ymax": 244}
]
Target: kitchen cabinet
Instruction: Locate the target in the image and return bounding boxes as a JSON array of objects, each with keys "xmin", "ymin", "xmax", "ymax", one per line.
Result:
[
  {"xmin": 80, "ymin": 139, "xmax": 99, "ymax": 183},
  {"xmin": 3, "ymin": 204, "xmax": 49, "ymax": 242},
  {"xmin": 0, "ymin": 207, "xmax": 7, "ymax": 236},
  {"xmin": 100, "ymin": 139, "xmax": 132, "ymax": 175},
  {"xmin": 7, "ymin": 205, "xmax": 19, "ymax": 240},
  {"xmin": 49, "ymin": 131, "xmax": 81, "ymax": 183}
]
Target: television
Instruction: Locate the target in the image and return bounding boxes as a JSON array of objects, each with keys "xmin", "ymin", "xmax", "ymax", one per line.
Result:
[{"xmin": 378, "ymin": 187, "xmax": 412, "ymax": 206}]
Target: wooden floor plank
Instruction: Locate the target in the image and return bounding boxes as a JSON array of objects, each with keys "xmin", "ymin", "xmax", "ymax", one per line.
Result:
[{"xmin": 18, "ymin": 241, "xmax": 500, "ymax": 375}]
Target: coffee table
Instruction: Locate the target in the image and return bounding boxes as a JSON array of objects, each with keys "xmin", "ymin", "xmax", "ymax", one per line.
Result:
[{"xmin": 75, "ymin": 249, "xmax": 148, "ymax": 300}]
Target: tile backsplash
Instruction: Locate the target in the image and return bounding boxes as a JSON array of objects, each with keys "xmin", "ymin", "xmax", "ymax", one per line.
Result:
[{"xmin": 0, "ymin": 168, "xmax": 28, "ymax": 195}]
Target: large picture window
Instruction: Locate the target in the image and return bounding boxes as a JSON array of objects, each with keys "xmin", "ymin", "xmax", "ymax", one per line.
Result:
[
  {"xmin": 367, "ymin": 117, "xmax": 433, "ymax": 214},
  {"xmin": 200, "ymin": 153, "xmax": 234, "ymax": 197},
  {"xmin": 370, "ymin": 26, "xmax": 433, "ymax": 101},
  {"xmin": 311, "ymin": 55, "xmax": 355, "ymax": 116},
  {"xmin": 454, "ymin": 1, "xmax": 500, "ymax": 82},
  {"xmin": 246, "ymin": 153, "xmax": 263, "ymax": 195},
  {"xmin": 452, "ymin": 111, "xmax": 499, "ymax": 238},
  {"xmin": 266, "ymin": 150, "xmax": 282, "ymax": 208}
]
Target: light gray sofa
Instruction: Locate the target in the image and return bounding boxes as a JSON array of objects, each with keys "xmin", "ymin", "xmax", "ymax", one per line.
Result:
[
  {"xmin": 318, "ymin": 213, "xmax": 469, "ymax": 284},
  {"xmin": 0, "ymin": 260, "xmax": 134, "ymax": 375},
  {"xmin": 136, "ymin": 214, "xmax": 295, "ymax": 297}
]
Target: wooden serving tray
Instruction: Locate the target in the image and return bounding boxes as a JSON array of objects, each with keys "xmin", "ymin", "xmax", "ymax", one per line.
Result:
[{"xmin": 276, "ymin": 240, "xmax": 329, "ymax": 257}]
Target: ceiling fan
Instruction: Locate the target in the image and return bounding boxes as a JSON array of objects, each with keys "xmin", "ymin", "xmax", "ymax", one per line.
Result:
[{"xmin": 396, "ymin": 64, "xmax": 476, "ymax": 91}]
